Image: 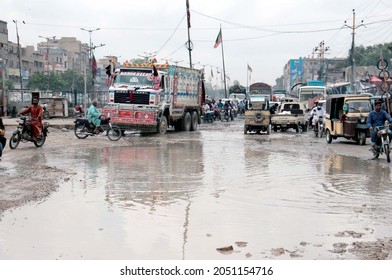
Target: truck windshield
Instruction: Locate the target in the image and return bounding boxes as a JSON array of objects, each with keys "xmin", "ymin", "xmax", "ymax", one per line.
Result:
[
  {"xmin": 299, "ymin": 90, "xmax": 325, "ymax": 101},
  {"xmin": 347, "ymin": 100, "xmax": 372, "ymax": 113},
  {"xmin": 114, "ymin": 72, "xmax": 154, "ymax": 88},
  {"xmin": 250, "ymin": 96, "xmax": 266, "ymax": 102}
]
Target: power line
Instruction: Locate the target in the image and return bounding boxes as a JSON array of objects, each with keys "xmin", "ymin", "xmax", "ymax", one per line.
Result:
[{"xmin": 155, "ymin": 13, "xmax": 186, "ymax": 55}]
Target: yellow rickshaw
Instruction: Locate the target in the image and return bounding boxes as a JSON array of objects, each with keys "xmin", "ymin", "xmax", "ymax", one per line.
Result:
[{"xmin": 325, "ymin": 94, "xmax": 372, "ymax": 145}]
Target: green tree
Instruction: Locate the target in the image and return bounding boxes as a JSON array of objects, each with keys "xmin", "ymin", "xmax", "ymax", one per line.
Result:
[
  {"xmin": 27, "ymin": 70, "xmax": 91, "ymax": 92},
  {"xmin": 0, "ymin": 79, "xmax": 14, "ymax": 90}
]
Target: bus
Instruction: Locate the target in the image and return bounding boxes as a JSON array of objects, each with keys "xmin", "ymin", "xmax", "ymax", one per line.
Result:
[{"xmin": 298, "ymin": 84, "xmax": 327, "ymax": 110}]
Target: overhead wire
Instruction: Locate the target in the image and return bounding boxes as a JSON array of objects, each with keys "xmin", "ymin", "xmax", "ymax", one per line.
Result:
[{"xmin": 155, "ymin": 13, "xmax": 186, "ymax": 55}]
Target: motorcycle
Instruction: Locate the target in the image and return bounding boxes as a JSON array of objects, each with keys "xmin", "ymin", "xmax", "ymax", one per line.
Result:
[
  {"xmin": 9, "ymin": 116, "xmax": 49, "ymax": 149},
  {"xmin": 221, "ymin": 108, "xmax": 233, "ymax": 122},
  {"xmin": 74, "ymin": 116, "xmax": 122, "ymax": 141},
  {"xmin": 371, "ymin": 124, "xmax": 392, "ymax": 163},
  {"xmin": 314, "ymin": 116, "xmax": 324, "ymax": 138}
]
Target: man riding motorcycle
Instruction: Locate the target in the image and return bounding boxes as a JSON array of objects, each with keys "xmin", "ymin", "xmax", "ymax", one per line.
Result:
[
  {"xmin": 19, "ymin": 96, "xmax": 43, "ymax": 142},
  {"xmin": 87, "ymin": 100, "xmax": 108, "ymax": 133},
  {"xmin": 311, "ymin": 102, "xmax": 326, "ymax": 131},
  {"xmin": 367, "ymin": 99, "xmax": 392, "ymax": 151}
]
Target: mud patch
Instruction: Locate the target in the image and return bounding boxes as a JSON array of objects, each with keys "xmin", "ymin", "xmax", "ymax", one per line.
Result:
[
  {"xmin": 348, "ymin": 237, "xmax": 392, "ymax": 260},
  {"xmin": 0, "ymin": 163, "xmax": 70, "ymax": 213}
]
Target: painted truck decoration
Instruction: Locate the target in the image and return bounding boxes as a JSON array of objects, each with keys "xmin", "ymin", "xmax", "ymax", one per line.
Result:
[{"xmin": 102, "ymin": 64, "xmax": 205, "ymax": 134}]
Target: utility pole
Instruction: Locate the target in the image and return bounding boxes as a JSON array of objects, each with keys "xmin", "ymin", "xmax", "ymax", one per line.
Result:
[
  {"xmin": 1, "ymin": 42, "xmax": 7, "ymax": 116},
  {"xmin": 13, "ymin": 20, "xmax": 24, "ymax": 96},
  {"xmin": 344, "ymin": 9, "xmax": 364, "ymax": 94},
  {"xmin": 186, "ymin": 0, "xmax": 193, "ymax": 69},
  {"xmin": 81, "ymin": 27, "xmax": 100, "ymax": 106},
  {"xmin": 314, "ymin": 41, "xmax": 330, "ymax": 83},
  {"xmin": 38, "ymin": 35, "xmax": 56, "ymax": 90}
]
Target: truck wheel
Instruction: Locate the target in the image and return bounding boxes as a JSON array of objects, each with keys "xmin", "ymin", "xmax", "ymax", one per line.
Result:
[
  {"xmin": 244, "ymin": 125, "xmax": 247, "ymax": 134},
  {"xmin": 190, "ymin": 111, "xmax": 198, "ymax": 131},
  {"xmin": 302, "ymin": 123, "xmax": 308, "ymax": 132},
  {"xmin": 158, "ymin": 116, "xmax": 168, "ymax": 134},
  {"xmin": 182, "ymin": 112, "xmax": 191, "ymax": 131},
  {"xmin": 295, "ymin": 124, "xmax": 300, "ymax": 133},
  {"xmin": 273, "ymin": 125, "xmax": 277, "ymax": 132}
]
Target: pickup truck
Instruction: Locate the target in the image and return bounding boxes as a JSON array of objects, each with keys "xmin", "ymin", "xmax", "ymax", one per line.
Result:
[{"xmin": 271, "ymin": 102, "xmax": 308, "ymax": 133}]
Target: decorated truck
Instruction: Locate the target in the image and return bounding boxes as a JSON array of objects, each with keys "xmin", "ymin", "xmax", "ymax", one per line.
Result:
[{"xmin": 102, "ymin": 63, "xmax": 205, "ymax": 134}]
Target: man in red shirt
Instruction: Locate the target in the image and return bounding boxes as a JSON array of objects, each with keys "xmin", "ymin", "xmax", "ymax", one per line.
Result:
[{"xmin": 20, "ymin": 97, "xmax": 43, "ymax": 141}]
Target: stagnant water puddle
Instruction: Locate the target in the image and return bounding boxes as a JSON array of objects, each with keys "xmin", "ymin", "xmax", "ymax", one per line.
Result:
[{"xmin": 1, "ymin": 129, "xmax": 392, "ymax": 259}]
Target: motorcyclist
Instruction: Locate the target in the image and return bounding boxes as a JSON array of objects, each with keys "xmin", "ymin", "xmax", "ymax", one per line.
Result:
[
  {"xmin": 87, "ymin": 100, "xmax": 104, "ymax": 134},
  {"xmin": 223, "ymin": 100, "xmax": 232, "ymax": 117},
  {"xmin": 20, "ymin": 96, "xmax": 43, "ymax": 141},
  {"xmin": 367, "ymin": 99, "xmax": 392, "ymax": 150},
  {"xmin": 311, "ymin": 102, "xmax": 326, "ymax": 131},
  {"xmin": 217, "ymin": 99, "xmax": 224, "ymax": 109},
  {"xmin": 0, "ymin": 117, "xmax": 6, "ymax": 159}
]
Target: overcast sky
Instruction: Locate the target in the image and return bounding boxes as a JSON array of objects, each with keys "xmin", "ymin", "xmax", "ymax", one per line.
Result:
[{"xmin": 3, "ymin": 0, "xmax": 392, "ymax": 87}]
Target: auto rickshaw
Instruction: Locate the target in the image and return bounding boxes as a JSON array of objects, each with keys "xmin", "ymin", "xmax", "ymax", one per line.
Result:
[{"xmin": 325, "ymin": 94, "xmax": 372, "ymax": 145}]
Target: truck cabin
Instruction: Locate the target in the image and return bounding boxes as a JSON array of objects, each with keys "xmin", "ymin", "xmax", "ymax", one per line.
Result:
[{"xmin": 109, "ymin": 67, "xmax": 167, "ymax": 104}]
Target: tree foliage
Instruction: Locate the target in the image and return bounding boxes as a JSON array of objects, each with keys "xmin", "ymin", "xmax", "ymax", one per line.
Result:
[
  {"xmin": 27, "ymin": 70, "xmax": 91, "ymax": 92},
  {"xmin": 0, "ymin": 79, "xmax": 14, "ymax": 90},
  {"xmin": 335, "ymin": 42, "xmax": 392, "ymax": 68}
]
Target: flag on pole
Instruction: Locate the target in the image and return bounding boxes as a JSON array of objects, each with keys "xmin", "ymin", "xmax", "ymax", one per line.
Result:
[
  {"xmin": 247, "ymin": 64, "xmax": 253, "ymax": 73},
  {"xmin": 213, "ymin": 28, "xmax": 222, "ymax": 48},
  {"xmin": 92, "ymin": 54, "xmax": 97, "ymax": 78},
  {"xmin": 186, "ymin": 0, "xmax": 191, "ymax": 28}
]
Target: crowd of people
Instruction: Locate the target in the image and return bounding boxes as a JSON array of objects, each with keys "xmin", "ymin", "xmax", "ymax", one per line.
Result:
[{"xmin": 202, "ymin": 98, "xmax": 247, "ymax": 122}]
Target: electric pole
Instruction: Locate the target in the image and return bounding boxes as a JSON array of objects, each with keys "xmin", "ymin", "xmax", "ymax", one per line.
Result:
[
  {"xmin": 81, "ymin": 27, "xmax": 101, "ymax": 107},
  {"xmin": 314, "ymin": 41, "xmax": 330, "ymax": 83},
  {"xmin": 344, "ymin": 9, "xmax": 364, "ymax": 94}
]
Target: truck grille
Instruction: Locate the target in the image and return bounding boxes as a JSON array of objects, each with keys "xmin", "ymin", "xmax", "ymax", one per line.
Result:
[{"xmin": 114, "ymin": 91, "xmax": 150, "ymax": 105}]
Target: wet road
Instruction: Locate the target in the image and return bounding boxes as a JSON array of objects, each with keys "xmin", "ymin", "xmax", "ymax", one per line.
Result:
[{"xmin": 1, "ymin": 118, "xmax": 392, "ymax": 259}]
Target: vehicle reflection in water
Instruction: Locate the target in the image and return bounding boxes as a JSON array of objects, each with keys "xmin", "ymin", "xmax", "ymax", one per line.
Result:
[
  {"xmin": 1, "ymin": 126, "xmax": 392, "ymax": 260},
  {"xmin": 99, "ymin": 138, "xmax": 204, "ymax": 210}
]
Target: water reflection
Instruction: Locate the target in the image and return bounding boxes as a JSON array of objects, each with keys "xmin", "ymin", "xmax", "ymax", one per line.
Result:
[{"xmin": 97, "ymin": 137, "xmax": 204, "ymax": 210}]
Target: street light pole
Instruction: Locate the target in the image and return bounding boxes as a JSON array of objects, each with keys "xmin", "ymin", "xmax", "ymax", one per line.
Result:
[
  {"xmin": 81, "ymin": 28, "xmax": 100, "ymax": 77},
  {"xmin": 13, "ymin": 20, "xmax": 23, "ymax": 96}
]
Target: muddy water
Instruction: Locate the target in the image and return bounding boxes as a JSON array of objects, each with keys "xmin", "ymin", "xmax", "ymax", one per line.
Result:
[{"xmin": 1, "ymin": 121, "xmax": 392, "ymax": 259}]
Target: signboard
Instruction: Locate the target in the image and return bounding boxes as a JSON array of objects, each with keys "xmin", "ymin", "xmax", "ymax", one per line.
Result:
[{"xmin": 290, "ymin": 59, "xmax": 303, "ymax": 88}]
